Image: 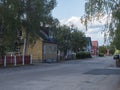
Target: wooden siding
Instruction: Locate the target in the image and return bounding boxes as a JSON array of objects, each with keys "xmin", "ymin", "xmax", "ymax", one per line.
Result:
[
  {"xmin": 27, "ymin": 39, "xmax": 43, "ymax": 61},
  {"xmin": 43, "ymin": 43, "xmax": 57, "ymax": 60}
]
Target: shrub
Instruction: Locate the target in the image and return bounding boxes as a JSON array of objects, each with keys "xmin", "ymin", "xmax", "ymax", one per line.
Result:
[
  {"xmin": 76, "ymin": 52, "xmax": 92, "ymax": 59},
  {"xmin": 98, "ymin": 53, "xmax": 104, "ymax": 57}
]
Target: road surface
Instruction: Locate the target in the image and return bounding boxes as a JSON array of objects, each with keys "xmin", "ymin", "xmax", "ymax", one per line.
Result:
[{"xmin": 0, "ymin": 56, "xmax": 120, "ymax": 90}]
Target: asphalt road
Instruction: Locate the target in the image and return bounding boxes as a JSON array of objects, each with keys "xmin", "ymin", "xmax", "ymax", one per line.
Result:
[{"xmin": 0, "ymin": 56, "xmax": 120, "ymax": 90}]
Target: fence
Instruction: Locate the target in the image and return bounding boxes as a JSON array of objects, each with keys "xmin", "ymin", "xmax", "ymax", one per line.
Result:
[{"xmin": 0, "ymin": 55, "xmax": 32, "ymax": 67}]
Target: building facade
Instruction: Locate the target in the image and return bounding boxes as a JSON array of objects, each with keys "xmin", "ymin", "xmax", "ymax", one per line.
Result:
[
  {"xmin": 26, "ymin": 28, "xmax": 58, "ymax": 63},
  {"xmin": 85, "ymin": 37, "xmax": 92, "ymax": 53},
  {"xmin": 92, "ymin": 41, "xmax": 99, "ymax": 55}
]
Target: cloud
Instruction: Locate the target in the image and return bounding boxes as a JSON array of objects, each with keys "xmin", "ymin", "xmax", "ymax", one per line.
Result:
[
  {"xmin": 59, "ymin": 16, "xmax": 108, "ymax": 46},
  {"xmin": 60, "ymin": 16, "xmax": 85, "ymax": 32},
  {"xmin": 86, "ymin": 28, "xmax": 104, "ymax": 46},
  {"xmin": 86, "ymin": 28, "xmax": 102, "ymax": 34}
]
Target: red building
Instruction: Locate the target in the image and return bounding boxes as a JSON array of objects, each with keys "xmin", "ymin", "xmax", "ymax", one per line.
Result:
[{"xmin": 92, "ymin": 41, "xmax": 99, "ymax": 55}]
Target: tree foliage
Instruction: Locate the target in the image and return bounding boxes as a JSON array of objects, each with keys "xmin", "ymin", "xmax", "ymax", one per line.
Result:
[
  {"xmin": 54, "ymin": 25, "xmax": 86, "ymax": 55},
  {"xmin": 99, "ymin": 46, "xmax": 107, "ymax": 54},
  {"xmin": 0, "ymin": 0, "xmax": 57, "ymax": 55},
  {"xmin": 71, "ymin": 30, "xmax": 86, "ymax": 52},
  {"xmin": 85, "ymin": 0, "xmax": 120, "ymax": 49},
  {"xmin": 54, "ymin": 25, "xmax": 71, "ymax": 55}
]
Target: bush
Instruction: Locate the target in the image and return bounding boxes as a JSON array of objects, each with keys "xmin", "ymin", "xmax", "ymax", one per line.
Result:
[
  {"xmin": 76, "ymin": 52, "xmax": 92, "ymax": 59},
  {"xmin": 98, "ymin": 53, "xmax": 104, "ymax": 57}
]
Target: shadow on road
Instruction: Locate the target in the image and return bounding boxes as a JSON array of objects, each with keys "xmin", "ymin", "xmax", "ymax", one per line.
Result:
[{"xmin": 84, "ymin": 69, "xmax": 120, "ymax": 75}]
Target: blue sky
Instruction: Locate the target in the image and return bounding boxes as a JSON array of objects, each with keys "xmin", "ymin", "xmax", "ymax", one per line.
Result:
[
  {"xmin": 52, "ymin": 0, "xmax": 86, "ymax": 20},
  {"xmin": 52, "ymin": 0, "xmax": 106, "ymax": 46}
]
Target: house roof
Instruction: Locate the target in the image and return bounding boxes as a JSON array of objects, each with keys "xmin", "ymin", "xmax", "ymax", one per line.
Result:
[
  {"xmin": 39, "ymin": 30, "xmax": 57, "ymax": 44},
  {"xmin": 92, "ymin": 41, "xmax": 98, "ymax": 47},
  {"xmin": 86, "ymin": 37, "xmax": 92, "ymax": 46}
]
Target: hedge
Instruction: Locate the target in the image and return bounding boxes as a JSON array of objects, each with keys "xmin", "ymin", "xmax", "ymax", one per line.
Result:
[
  {"xmin": 76, "ymin": 52, "xmax": 92, "ymax": 59},
  {"xmin": 98, "ymin": 53, "xmax": 104, "ymax": 57}
]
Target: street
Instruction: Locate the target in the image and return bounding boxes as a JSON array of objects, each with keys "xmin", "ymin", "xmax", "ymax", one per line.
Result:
[{"xmin": 0, "ymin": 56, "xmax": 120, "ymax": 90}]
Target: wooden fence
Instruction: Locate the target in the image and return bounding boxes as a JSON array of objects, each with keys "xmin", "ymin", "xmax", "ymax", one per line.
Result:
[{"xmin": 0, "ymin": 55, "xmax": 32, "ymax": 67}]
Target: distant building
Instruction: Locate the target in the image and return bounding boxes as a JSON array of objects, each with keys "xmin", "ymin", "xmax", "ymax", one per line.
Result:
[
  {"xmin": 85, "ymin": 37, "xmax": 92, "ymax": 53},
  {"xmin": 92, "ymin": 41, "xmax": 99, "ymax": 55}
]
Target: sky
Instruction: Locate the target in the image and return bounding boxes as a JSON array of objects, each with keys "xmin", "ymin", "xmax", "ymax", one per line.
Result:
[
  {"xmin": 52, "ymin": 0, "xmax": 85, "ymax": 20},
  {"xmin": 52, "ymin": 0, "xmax": 106, "ymax": 46}
]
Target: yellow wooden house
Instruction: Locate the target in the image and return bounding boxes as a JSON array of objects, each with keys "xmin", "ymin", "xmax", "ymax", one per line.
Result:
[{"xmin": 26, "ymin": 30, "xmax": 58, "ymax": 63}]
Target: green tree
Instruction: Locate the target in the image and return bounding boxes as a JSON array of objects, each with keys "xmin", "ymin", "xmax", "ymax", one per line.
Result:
[
  {"xmin": 112, "ymin": 25, "xmax": 120, "ymax": 49},
  {"xmin": 54, "ymin": 25, "xmax": 71, "ymax": 56},
  {"xmin": 107, "ymin": 45, "xmax": 115, "ymax": 55},
  {"xmin": 71, "ymin": 30, "xmax": 86, "ymax": 52},
  {"xmin": 99, "ymin": 46, "xmax": 107, "ymax": 54},
  {"xmin": 85, "ymin": 0, "xmax": 120, "ymax": 49},
  {"xmin": 0, "ymin": 0, "xmax": 57, "ymax": 55},
  {"xmin": 54, "ymin": 25, "xmax": 86, "ymax": 55}
]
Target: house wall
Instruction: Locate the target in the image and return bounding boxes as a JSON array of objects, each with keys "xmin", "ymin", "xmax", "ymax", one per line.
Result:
[
  {"xmin": 86, "ymin": 43, "xmax": 92, "ymax": 52},
  {"xmin": 43, "ymin": 43, "xmax": 57, "ymax": 60},
  {"xmin": 26, "ymin": 38, "xmax": 58, "ymax": 62},
  {"xmin": 92, "ymin": 41, "xmax": 99, "ymax": 55},
  {"xmin": 85, "ymin": 37, "xmax": 92, "ymax": 53},
  {"xmin": 92, "ymin": 46, "xmax": 99, "ymax": 55},
  {"xmin": 27, "ymin": 39, "xmax": 43, "ymax": 61}
]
